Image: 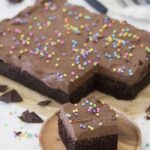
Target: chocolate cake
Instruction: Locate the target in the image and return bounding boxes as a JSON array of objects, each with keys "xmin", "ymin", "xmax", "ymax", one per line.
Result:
[
  {"xmin": 0, "ymin": 0, "xmax": 149, "ymax": 103},
  {"xmin": 58, "ymin": 97, "xmax": 118, "ymax": 150}
]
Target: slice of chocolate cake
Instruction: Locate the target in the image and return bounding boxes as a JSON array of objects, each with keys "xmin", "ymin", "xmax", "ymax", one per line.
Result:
[
  {"xmin": 58, "ymin": 97, "xmax": 118, "ymax": 150},
  {"xmin": 0, "ymin": 0, "xmax": 149, "ymax": 103}
]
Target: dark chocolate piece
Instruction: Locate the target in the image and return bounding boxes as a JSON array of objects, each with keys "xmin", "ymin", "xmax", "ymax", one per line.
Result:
[
  {"xmin": 146, "ymin": 106, "xmax": 150, "ymax": 120},
  {"xmin": 0, "ymin": 85, "xmax": 8, "ymax": 92},
  {"xmin": 0, "ymin": 0, "xmax": 149, "ymax": 103},
  {"xmin": 8, "ymin": 0, "xmax": 23, "ymax": 4},
  {"xmin": 14, "ymin": 131, "xmax": 22, "ymax": 137},
  {"xmin": 58, "ymin": 97, "xmax": 118, "ymax": 150},
  {"xmin": 38, "ymin": 100, "xmax": 51, "ymax": 106},
  {"xmin": 0, "ymin": 89, "xmax": 23, "ymax": 103},
  {"xmin": 19, "ymin": 110, "xmax": 43, "ymax": 123}
]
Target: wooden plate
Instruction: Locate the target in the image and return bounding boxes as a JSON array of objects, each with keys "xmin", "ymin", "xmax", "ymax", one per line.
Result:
[{"xmin": 39, "ymin": 111, "xmax": 141, "ymax": 150}]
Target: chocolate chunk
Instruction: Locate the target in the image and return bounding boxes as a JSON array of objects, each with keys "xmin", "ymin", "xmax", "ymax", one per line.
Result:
[
  {"xmin": 38, "ymin": 100, "xmax": 51, "ymax": 106},
  {"xmin": 19, "ymin": 110, "xmax": 43, "ymax": 123},
  {"xmin": 8, "ymin": 0, "xmax": 23, "ymax": 4},
  {"xmin": 0, "ymin": 85, "xmax": 8, "ymax": 92},
  {"xmin": 146, "ymin": 106, "xmax": 150, "ymax": 120},
  {"xmin": 0, "ymin": 89, "xmax": 23, "ymax": 103},
  {"xmin": 14, "ymin": 131, "xmax": 22, "ymax": 137}
]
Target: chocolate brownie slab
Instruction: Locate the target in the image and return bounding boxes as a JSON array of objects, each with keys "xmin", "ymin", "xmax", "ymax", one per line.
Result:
[
  {"xmin": 58, "ymin": 97, "xmax": 118, "ymax": 150},
  {"xmin": 0, "ymin": 0, "xmax": 149, "ymax": 103}
]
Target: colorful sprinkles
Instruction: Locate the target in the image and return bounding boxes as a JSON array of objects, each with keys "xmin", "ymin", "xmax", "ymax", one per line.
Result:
[
  {"xmin": 1, "ymin": 110, "xmax": 41, "ymax": 141},
  {"xmin": 65, "ymin": 98, "xmax": 117, "ymax": 131},
  {"xmin": 14, "ymin": 131, "xmax": 39, "ymax": 139}
]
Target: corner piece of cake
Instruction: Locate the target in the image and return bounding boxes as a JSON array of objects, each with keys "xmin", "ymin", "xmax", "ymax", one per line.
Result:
[{"xmin": 58, "ymin": 97, "xmax": 118, "ymax": 150}]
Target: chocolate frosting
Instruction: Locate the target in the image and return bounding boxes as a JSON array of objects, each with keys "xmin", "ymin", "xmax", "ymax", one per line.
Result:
[
  {"xmin": 59, "ymin": 97, "xmax": 118, "ymax": 140},
  {"xmin": 0, "ymin": 0, "xmax": 149, "ymax": 94}
]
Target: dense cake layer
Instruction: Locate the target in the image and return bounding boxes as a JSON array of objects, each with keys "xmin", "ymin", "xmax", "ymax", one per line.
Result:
[
  {"xmin": 0, "ymin": 0, "xmax": 149, "ymax": 102},
  {"xmin": 58, "ymin": 97, "xmax": 118, "ymax": 150},
  {"xmin": 58, "ymin": 117, "xmax": 118, "ymax": 150}
]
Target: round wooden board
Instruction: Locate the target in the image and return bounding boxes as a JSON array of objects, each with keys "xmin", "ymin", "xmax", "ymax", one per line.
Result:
[{"xmin": 39, "ymin": 111, "xmax": 141, "ymax": 150}]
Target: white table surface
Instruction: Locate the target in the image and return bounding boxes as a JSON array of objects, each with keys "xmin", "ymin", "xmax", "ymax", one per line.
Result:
[{"xmin": 0, "ymin": 0, "xmax": 150, "ymax": 150}]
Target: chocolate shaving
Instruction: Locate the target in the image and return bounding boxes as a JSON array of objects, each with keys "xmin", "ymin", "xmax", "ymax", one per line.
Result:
[
  {"xmin": 0, "ymin": 85, "xmax": 8, "ymax": 92},
  {"xmin": 146, "ymin": 106, "xmax": 150, "ymax": 120},
  {"xmin": 19, "ymin": 110, "xmax": 43, "ymax": 123},
  {"xmin": 38, "ymin": 100, "xmax": 51, "ymax": 106},
  {"xmin": 14, "ymin": 131, "xmax": 22, "ymax": 137},
  {"xmin": 0, "ymin": 89, "xmax": 23, "ymax": 103}
]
